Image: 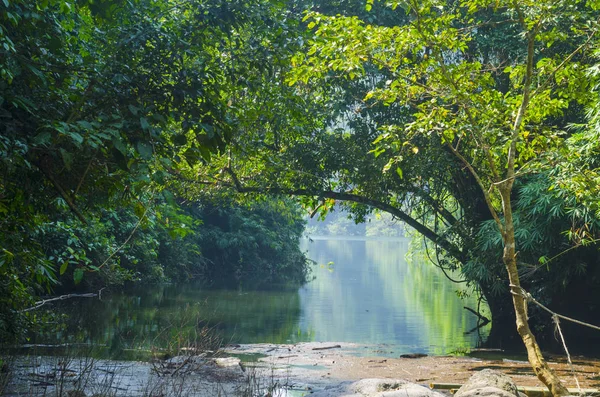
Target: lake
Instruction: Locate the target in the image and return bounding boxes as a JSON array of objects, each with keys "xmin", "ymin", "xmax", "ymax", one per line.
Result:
[{"xmin": 29, "ymin": 238, "xmax": 489, "ymax": 358}]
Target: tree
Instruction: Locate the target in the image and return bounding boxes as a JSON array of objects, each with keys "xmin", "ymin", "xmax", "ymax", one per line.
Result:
[
  {"xmin": 0, "ymin": 0, "xmax": 309, "ymax": 338},
  {"xmin": 289, "ymin": 1, "xmax": 599, "ymax": 394},
  {"xmin": 185, "ymin": 0, "xmax": 599, "ymax": 394}
]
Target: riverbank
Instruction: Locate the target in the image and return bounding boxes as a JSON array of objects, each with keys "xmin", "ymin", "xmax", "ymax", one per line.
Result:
[
  {"xmin": 3, "ymin": 342, "xmax": 600, "ymax": 396},
  {"xmin": 225, "ymin": 342, "xmax": 600, "ymax": 391}
]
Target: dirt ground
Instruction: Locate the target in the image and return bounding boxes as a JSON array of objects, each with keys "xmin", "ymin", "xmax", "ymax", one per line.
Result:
[{"xmin": 228, "ymin": 342, "xmax": 600, "ymax": 393}]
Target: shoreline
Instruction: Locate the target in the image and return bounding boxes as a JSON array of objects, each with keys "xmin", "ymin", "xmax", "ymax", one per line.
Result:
[
  {"xmin": 225, "ymin": 342, "xmax": 600, "ymax": 390},
  {"xmin": 4, "ymin": 342, "xmax": 600, "ymax": 396}
]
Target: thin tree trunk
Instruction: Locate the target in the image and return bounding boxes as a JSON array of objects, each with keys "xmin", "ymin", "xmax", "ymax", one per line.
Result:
[{"xmin": 499, "ymin": 187, "xmax": 569, "ymax": 397}]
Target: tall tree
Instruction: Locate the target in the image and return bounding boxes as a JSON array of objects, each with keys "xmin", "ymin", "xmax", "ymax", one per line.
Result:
[
  {"xmin": 288, "ymin": 1, "xmax": 598, "ymax": 394},
  {"xmin": 185, "ymin": 0, "xmax": 599, "ymax": 394}
]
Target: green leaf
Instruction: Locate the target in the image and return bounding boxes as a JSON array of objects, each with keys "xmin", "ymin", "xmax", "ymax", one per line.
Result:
[
  {"xmin": 152, "ymin": 170, "xmax": 166, "ymax": 184},
  {"xmin": 25, "ymin": 63, "xmax": 46, "ymax": 83},
  {"xmin": 73, "ymin": 268, "xmax": 84, "ymax": 285},
  {"xmin": 172, "ymin": 133, "xmax": 187, "ymax": 146},
  {"xmin": 77, "ymin": 120, "xmax": 93, "ymax": 130},
  {"xmin": 140, "ymin": 117, "xmax": 150, "ymax": 131},
  {"xmin": 68, "ymin": 131, "xmax": 84, "ymax": 145},
  {"xmin": 60, "ymin": 148, "xmax": 73, "ymax": 170},
  {"xmin": 33, "ymin": 131, "xmax": 52, "ymax": 145},
  {"xmin": 136, "ymin": 142, "xmax": 153, "ymax": 160},
  {"xmin": 59, "ymin": 261, "xmax": 68, "ymax": 275},
  {"xmin": 112, "ymin": 137, "xmax": 127, "ymax": 155},
  {"xmin": 162, "ymin": 189, "xmax": 176, "ymax": 206},
  {"xmin": 396, "ymin": 167, "xmax": 403, "ymax": 179}
]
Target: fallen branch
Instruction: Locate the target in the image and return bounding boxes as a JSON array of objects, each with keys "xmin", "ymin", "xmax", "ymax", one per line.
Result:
[
  {"xmin": 400, "ymin": 353, "xmax": 427, "ymax": 358},
  {"xmin": 311, "ymin": 345, "xmax": 341, "ymax": 351},
  {"xmin": 20, "ymin": 291, "xmax": 100, "ymax": 313},
  {"xmin": 19, "ymin": 343, "xmax": 107, "ymax": 348},
  {"xmin": 470, "ymin": 348, "xmax": 504, "ymax": 353}
]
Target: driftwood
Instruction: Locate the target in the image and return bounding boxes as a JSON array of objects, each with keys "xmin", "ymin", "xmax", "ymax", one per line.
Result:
[
  {"xmin": 20, "ymin": 292, "xmax": 100, "ymax": 313},
  {"xmin": 19, "ymin": 343, "xmax": 106, "ymax": 348},
  {"xmin": 311, "ymin": 345, "xmax": 341, "ymax": 351},
  {"xmin": 400, "ymin": 353, "xmax": 427, "ymax": 358},
  {"xmin": 469, "ymin": 348, "xmax": 504, "ymax": 353}
]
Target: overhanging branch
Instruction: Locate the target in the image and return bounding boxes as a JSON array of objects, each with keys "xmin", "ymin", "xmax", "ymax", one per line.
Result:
[{"xmin": 222, "ymin": 167, "xmax": 467, "ymax": 263}]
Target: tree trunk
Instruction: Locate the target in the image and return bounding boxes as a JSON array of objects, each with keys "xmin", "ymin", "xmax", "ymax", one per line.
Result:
[{"xmin": 499, "ymin": 187, "xmax": 569, "ymax": 397}]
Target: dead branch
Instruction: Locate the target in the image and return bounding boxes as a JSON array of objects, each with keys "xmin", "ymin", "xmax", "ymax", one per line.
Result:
[{"xmin": 20, "ymin": 291, "xmax": 101, "ymax": 313}]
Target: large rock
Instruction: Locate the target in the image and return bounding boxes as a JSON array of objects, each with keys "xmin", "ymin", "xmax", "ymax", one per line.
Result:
[
  {"xmin": 214, "ymin": 357, "xmax": 241, "ymax": 368},
  {"xmin": 311, "ymin": 378, "xmax": 446, "ymax": 397},
  {"xmin": 455, "ymin": 369, "xmax": 520, "ymax": 397}
]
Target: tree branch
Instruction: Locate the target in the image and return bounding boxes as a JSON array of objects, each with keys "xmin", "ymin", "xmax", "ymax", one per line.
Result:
[
  {"xmin": 38, "ymin": 163, "xmax": 88, "ymax": 225},
  {"xmin": 408, "ymin": 185, "xmax": 460, "ymax": 228},
  {"xmin": 97, "ymin": 204, "xmax": 150, "ymax": 270},
  {"xmin": 20, "ymin": 290, "xmax": 103, "ymax": 313},
  {"xmin": 446, "ymin": 143, "xmax": 504, "ymax": 236},
  {"xmin": 507, "ymin": 28, "xmax": 536, "ymax": 182},
  {"xmin": 531, "ymin": 27, "xmax": 598, "ymax": 98},
  {"xmin": 223, "ymin": 167, "xmax": 467, "ymax": 263},
  {"xmin": 74, "ymin": 154, "xmax": 96, "ymax": 198}
]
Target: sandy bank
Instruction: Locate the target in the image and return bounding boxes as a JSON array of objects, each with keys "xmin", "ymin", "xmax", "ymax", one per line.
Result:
[{"xmin": 4, "ymin": 342, "xmax": 600, "ymax": 396}]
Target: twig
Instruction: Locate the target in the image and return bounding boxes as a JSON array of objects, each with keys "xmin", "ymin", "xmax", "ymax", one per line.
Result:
[
  {"xmin": 510, "ymin": 285, "xmax": 600, "ymax": 332},
  {"xmin": 97, "ymin": 205, "xmax": 150, "ymax": 270},
  {"xmin": 73, "ymin": 154, "xmax": 96, "ymax": 198},
  {"xmin": 553, "ymin": 315, "xmax": 582, "ymax": 395},
  {"xmin": 38, "ymin": 164, "xmax": 88, "ymax": 224}
]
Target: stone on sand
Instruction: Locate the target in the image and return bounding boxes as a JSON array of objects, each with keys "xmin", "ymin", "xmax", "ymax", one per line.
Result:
[
  {"xmin": 310, "ymin": 378, "xmax": 446, "ymax": 397},
  {"xmin": 455, "ymin": 369, "xmax": 524, "ymax": 397}
]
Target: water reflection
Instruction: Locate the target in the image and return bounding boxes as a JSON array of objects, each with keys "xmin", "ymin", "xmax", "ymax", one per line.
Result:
[
  {"xmin": 297, "ymin": 238, "xmax": 489, "ymax": 354},
  {"xmin": 32, "ymin": 238, "xmax": 488, "ymax": 358},
  {"xmin": 38, "ymin": 286, "xmax": 305, "ymax": 357}
]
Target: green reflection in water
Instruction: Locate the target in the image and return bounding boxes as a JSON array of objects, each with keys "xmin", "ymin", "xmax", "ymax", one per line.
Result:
[
  {"xmin": 31, "ymin": 284, "xmax": 306, "ymax": 359},
  {"xmin": 26, "ymin": 238, "xmax": 488, "ymax": 359},
  {"xmin": 298, "ymin": 238, "xmax": 489, "ymax": 355}
]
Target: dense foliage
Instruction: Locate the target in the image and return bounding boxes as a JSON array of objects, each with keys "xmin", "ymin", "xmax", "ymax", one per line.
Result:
[
  {"xmin": 0, "ymin": 0, "xmax": 310, "ymax": 340},
  {"xmin": 182, "ymin": 0, "xmax": 600, "ymax": 391},
  {"xmin": 4, "ymin": 0, "xmax": 600, "ymax": 392}
]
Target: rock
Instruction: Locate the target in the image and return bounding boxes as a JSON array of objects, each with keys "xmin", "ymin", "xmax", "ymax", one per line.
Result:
[
  {"xmin": 165, "ymin": 355, "xmax": 189, "ymax": 365},
  {"xmin": 311, "ymin": 378, "xmax": 446, "ymax": 397},
  {"xmin": 455, "ymin": 386, "xmax": 518, "ymax": 397},
  {"xmin": 214, "ymin": 357, "xmax": 241, "ymax": 368},
  {"xmin": 455, "ymin": 369, "xmax": 520, "ymax": 397}
]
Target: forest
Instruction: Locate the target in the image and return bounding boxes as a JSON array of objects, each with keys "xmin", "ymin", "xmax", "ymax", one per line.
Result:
[{"xmin": 2, "ymin": 0, "xmax": 600, "ymax": 395}]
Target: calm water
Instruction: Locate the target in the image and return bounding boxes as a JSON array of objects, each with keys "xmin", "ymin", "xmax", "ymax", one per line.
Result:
[{"xmin": 32, "ymin": 238, "xmax": 489, "ymax": 357}]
